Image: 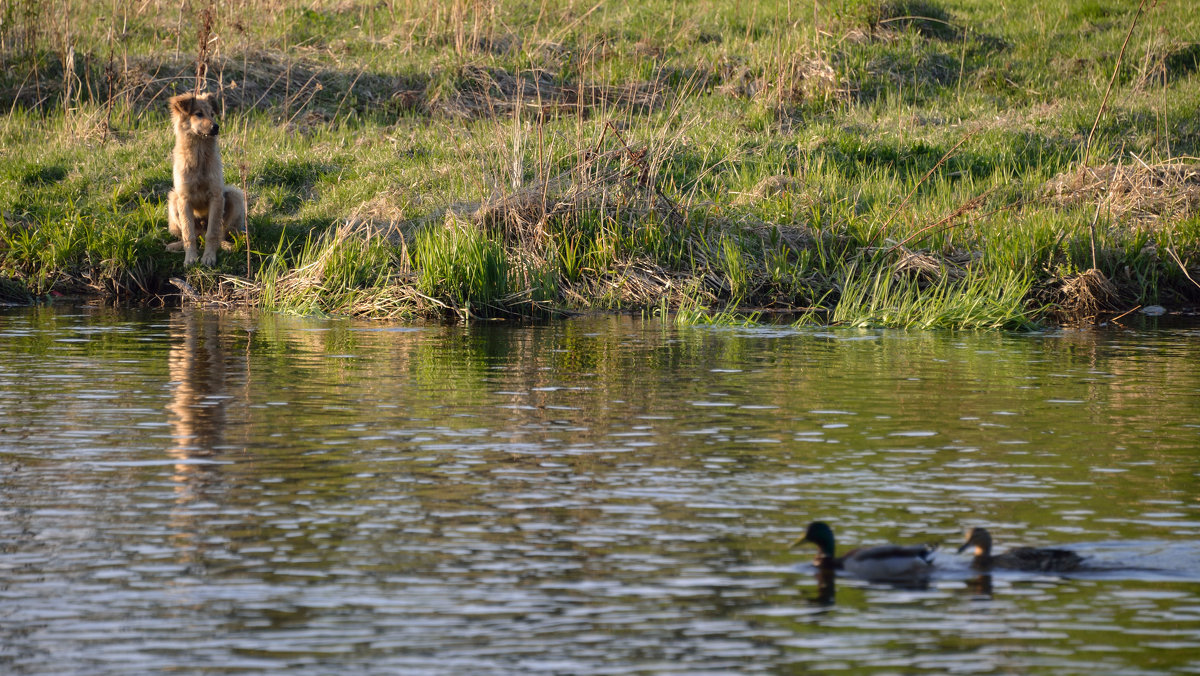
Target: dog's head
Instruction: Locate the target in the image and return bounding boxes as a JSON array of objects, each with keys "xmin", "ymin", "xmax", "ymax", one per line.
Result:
[{"xmin": 169, "ymin": 92, "xmax": 220, "ymax": 138}]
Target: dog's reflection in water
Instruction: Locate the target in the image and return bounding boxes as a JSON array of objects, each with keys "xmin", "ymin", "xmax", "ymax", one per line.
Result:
[
  {"xmin": 165, "ymin": 309, "xmax": 248, "ymax": 565},
  {"xmin": 165, "ymin": 309, "xmax": 248, "ymax": 505},
  {"xmin": 167, "ymin": 310, "xmax": 228, "ymax": 454}
]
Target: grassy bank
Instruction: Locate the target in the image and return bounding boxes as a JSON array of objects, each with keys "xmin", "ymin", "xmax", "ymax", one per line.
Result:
[{"xmin": 1, "ymin": 0, "xmax": 1198, "ymax": 327}]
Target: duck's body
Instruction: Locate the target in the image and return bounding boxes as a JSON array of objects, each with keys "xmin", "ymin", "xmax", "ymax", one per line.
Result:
[
  {"xmin": 797, "ymin": 522, "xmax": 935, "ymax": 581},
  {"xmin": 958, "ymin": 527, "xmax": 1084, "ymax": 573},
  {"xmin": 835, "ymin": 543, "xmax": 937, "ymax": 579}
]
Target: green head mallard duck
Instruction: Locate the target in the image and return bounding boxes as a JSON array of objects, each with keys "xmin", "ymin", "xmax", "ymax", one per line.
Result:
[
  {"xmin": 957, "ymin": 526, "xmax": 1084, "ymax": 572},
  {"xmin": 795, "ymin": 521, "xmax": 935, "ymax": 581}
]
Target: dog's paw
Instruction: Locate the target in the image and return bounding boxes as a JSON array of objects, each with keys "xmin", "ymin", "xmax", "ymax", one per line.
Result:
[
  {"xmin": 220, "ymin": 240, "xmax": 234, "ymax": 251},
  {"xmin": 201, "ymin": 250, "xmax": 218, "ymax": 266},
  {"xmin": 165, "ymin": 241, "xmax": 184, "ymax": 252},
  {"xmin": 183, "ymin": 251, "xmax": 199, "ymax": 266}
]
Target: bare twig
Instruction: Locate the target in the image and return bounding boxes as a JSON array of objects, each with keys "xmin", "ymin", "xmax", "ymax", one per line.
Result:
[
  {"xmin": 868, "ymin": 129, "xmax": 977, "ymax": 245},
  {"xmin": 1110, "ymin": 304, "xmax": 1142, "ymax": 323},
  {"xmin": 169, "ymin": 277, "xmax": 201, "ymax": 302},
  {"xmin": 1164, "ymin": 246, "xmax": 1200, "ymax": 291},
  {"xmin": 1087, "ymin": 188, "xmax": 1103, "ymax": 270},
  {"xmin": 886, "ymin": 185, "xmax": 999, "ymax": 254},
  {"xmin": 195, "ymin": 3, "xmax": 216, "ymax": 92},
  {"xmin": 1083, "ymin": 0, "xmax": 1152, "ymax": 166}
]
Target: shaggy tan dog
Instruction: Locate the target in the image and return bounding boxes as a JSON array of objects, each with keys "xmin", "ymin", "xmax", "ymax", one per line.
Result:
[{"xmin": 166, "ymin": 91, "xmax": 246, "ymax": 266}]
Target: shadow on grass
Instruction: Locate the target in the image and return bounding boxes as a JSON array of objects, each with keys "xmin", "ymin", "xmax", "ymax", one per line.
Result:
[
  {"xmin": 20, "ymin": 164, "xmax": 68, "ymax": 187},
  {"xmin": 251, "ymin": 159, "xmax": 339, "ymax": 215}
]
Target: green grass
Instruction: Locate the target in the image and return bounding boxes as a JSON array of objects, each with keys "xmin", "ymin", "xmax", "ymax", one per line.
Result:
[
  {"xmin": 255, "ymin": 221, "xmax": 399, "ymax": 316},
  {"xmin": 413, "ymin": 221, "xmax": 511, "ymax": 311},
  {"xmin": 829, "ymin": 260, "xmax": 1037, "ymax": 330},
  {"xmin": 1, "ymin": 0, "xmax": 1198, "ymax": 324}
]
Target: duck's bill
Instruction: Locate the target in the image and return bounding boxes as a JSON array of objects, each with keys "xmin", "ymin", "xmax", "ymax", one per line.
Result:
[
  {"xmin": 956, "ymin": 542, "xmax": 970, "ymax": 554},
  {"xmin": 790, "ymin": 536, "xmax": 811, "ymax": 549}
]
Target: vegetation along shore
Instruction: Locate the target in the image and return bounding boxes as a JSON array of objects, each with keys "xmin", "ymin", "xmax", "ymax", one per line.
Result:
[{"xmin": 1, "ymin": 0, "xmax": 1198, "ymax": 327}]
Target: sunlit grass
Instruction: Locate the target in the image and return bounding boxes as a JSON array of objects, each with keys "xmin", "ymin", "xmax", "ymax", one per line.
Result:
[
  {"xmin": 829, "ymin": 262, "xmax": 1038, "ymax": 331},
  {"xmin": 256, "ymin": 222, "xmax": 399, "ymax": 316},
  {"xmin": 412, "ymin": 222, "xmax": 510, "ymax": 310}
]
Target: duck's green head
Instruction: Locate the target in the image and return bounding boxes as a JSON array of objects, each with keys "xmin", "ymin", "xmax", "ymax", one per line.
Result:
[
  {"xmin": 795, "ymin": 521, "xmax": 836, "ymax": 557},
  {"xmin": 957, "ymin": 526, "xmax": 993, "ymax": 556}
]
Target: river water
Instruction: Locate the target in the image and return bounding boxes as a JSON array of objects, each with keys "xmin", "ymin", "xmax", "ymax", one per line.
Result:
[{"xmin": 1, "ymin": 305, "xmax": 1199, "ymax": 674}]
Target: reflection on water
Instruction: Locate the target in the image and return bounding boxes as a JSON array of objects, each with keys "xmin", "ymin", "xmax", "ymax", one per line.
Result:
[
  {"xmin": 1, "ymin": 306, "xmax": 1200, "ymax": 674},
  {"xmin": 812, "ymin": 568, "xmax": 837, "ymax": 606},
  {"xmin": 165, "ymin": 309, "xmax": 248, "ymax": 567},
  {"xmin": 967, "ymin": 574, "xmax": 995, "ymax": 598},
  {"xmin": 167, "ymin": 309, "xmax": 230, "ymax": 456}
]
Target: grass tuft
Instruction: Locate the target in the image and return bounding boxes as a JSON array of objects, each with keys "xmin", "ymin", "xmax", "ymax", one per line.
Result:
[
  {"xmin": 829, "ymin": 261, "xmax": 1037, "ymax": 330},
  {"xmin": 413, "ymin": 220, "xmax": 510, "ymax": 312}
]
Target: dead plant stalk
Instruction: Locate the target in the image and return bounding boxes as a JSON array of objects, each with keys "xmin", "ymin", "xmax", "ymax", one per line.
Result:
[
  {"xmin": 869, "ymin": 129, "xmax": 977, "ymax": 246},
  {"xmin": 1083, "ymin": 0, "xmax": 1154, "ymax": 166}
]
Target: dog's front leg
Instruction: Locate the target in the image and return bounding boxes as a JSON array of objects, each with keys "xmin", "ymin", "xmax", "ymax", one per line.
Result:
[
  {"xmin": 173, "ymin": 192, "xmax": 200, "ymax": 266},
  {"xmin": 201, "ymin": 190, "xmax": 224, "ymax": 266}
]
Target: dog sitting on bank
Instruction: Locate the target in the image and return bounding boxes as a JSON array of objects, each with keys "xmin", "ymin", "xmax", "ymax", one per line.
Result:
[{"xmin": 166, "ymin": 91, "xmax": 246, "ymax": 266}]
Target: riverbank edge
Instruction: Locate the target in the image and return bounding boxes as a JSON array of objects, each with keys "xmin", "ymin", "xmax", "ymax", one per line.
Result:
[{"xmin": 2, "ymin": 214, "xmax": 1196, "ymax": 329}]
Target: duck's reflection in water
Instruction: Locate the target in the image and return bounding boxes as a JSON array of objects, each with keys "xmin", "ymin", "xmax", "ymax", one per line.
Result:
[
  {"xmin": 811, "ymin": 567, "xmax": 836, "ymax": 606},
  {"xmin": 804, "ymin": 566, "xmax": 943, "ymax": 606},
  {"xmin": 967, "ymin": 574, "xmax": 994, "ymax": 598}
]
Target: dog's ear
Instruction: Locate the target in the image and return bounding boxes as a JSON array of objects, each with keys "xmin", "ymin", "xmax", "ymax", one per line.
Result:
[
  {"xmin": 198, "ymin": 90, "xmax": 221, "ymax": 111},
  {"xmin": 168, "ymin": 93, "xmax": 194, "ymax": 117}
]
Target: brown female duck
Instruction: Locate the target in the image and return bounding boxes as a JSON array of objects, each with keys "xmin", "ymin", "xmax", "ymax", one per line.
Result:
[{"xmin": 958, "ymin": 526, "xmax": 1084, "ymax": 572}]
